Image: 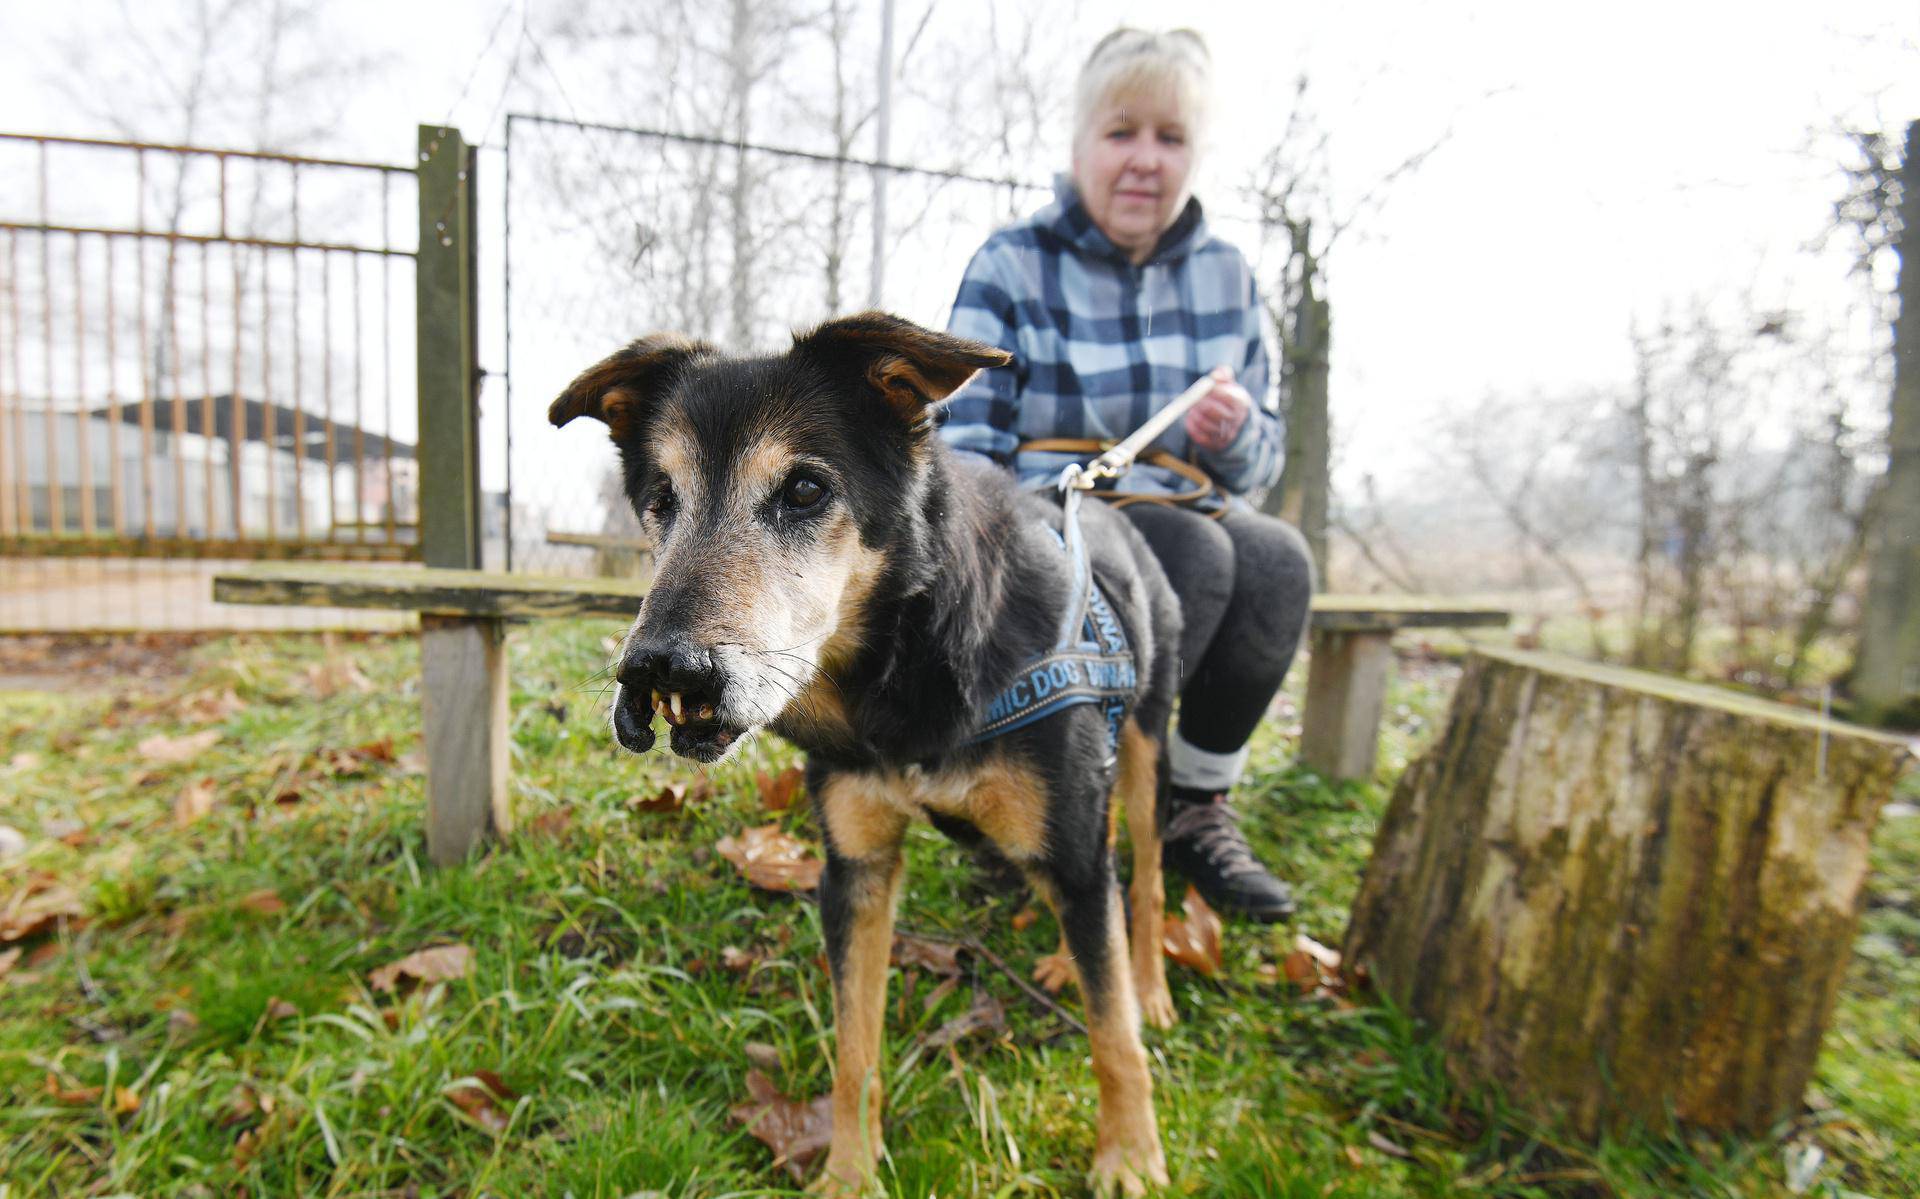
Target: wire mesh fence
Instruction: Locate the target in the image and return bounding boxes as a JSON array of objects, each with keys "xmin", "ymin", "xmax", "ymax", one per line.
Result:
[
  {"xmin": 0, "ymin": 132, "xmax": 417, "ymax": 630},
  {"xmin": 496, "ymin": 113, "xmax": 1050, "ymax": 578}
]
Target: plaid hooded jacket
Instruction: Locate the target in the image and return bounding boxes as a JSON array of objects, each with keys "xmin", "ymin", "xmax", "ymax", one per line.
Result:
[{"xmin": 938, "ymin": 177, "xmax": 1282, "ymax": 503}]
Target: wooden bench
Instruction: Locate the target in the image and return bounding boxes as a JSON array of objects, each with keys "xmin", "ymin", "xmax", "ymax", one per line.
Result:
[
  {"xmin": 213, "ymin": 564, "xmax": 1507, "ymax": 861},
  {"xmin": 1302, "ymin": 596, "xmax": 1511, "ymax": 782}
]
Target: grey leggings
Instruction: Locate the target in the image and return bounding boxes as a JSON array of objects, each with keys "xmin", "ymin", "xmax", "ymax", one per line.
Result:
[{"xmin": 1121, "ymin": 504, "xmax": 1315, "ymax": 756}]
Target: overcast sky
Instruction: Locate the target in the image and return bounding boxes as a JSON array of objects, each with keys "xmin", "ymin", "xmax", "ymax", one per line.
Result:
[{"xmin": 3, "ymin": 0, "xmax": 1916, "ymax": 501}]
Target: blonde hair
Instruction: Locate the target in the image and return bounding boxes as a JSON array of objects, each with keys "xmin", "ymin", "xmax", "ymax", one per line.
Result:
[{"xmin": 1072, "ymin": 28, "xmax": 1213, "ymax": 152}]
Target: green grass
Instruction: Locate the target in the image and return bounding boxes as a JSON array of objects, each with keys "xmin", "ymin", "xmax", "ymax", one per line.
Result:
[{"xmin": 0, "ymin": 625, "xmax": 1914, "ymax": 1197}]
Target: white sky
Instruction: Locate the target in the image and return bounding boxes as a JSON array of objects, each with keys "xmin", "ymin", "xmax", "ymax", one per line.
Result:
[{"xmin": 3, "ymin": 0, "xmax": 1916, "ymax": 502}]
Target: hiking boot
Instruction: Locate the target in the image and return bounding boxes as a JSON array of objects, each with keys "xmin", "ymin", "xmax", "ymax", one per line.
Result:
[{"xmin": 1162, "ymin": 790, "xmax": 1296, "ymax": 922}]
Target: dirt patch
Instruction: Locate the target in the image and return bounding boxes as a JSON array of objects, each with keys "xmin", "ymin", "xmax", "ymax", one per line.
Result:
[{"xmin": 0, "ymin": 633, "xmax": 218, "ymax": 694}]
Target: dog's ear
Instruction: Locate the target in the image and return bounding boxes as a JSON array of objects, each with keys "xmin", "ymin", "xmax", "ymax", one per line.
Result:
[
  {"xmin": 550, "ymin": 334, "xmax": 713, "ymax": 439},
  {"xmin": 794, "ymin": 312, "xmax": 1011, "ymax": 425}
]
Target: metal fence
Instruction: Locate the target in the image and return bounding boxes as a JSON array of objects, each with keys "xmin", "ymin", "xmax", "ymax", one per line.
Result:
[
  {"xmin": 0, "ymin": 132, "xmax": 418, "ymax": 630},
  {"xmin": 495, "ymin": 113, "xmax": 1051, "ymax": 578}
]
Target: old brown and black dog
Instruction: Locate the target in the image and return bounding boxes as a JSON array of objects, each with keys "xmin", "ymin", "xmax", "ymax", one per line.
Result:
[{"xmin": 551, "ymin": 313, "xmax": 1182, "ymax": 1194}]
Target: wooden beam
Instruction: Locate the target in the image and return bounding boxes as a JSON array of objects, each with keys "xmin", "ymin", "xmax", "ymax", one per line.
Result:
[
  {"xmin": 1309, "ymin": 594, "xmax": 1510, "ymax": 632},
  {"xmin": 1300, "ymin": 629, "xmax": 1396, "ymax": 781},
  {"xmin": 421, "ymin": 614, "xmax": 511, "ymax": 864},
  {"xmin": 416, "ymin": 125, "xmax": 480, "ymax": 570},
  {"xmin": 213, "ymin": 562, "xmax": 646, "ymax": 619}
]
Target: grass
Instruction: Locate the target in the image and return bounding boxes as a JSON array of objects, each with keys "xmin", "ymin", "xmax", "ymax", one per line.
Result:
[{"xmin": 0, "ymin": 624, "xmax": 1914, "ymax": 1198}]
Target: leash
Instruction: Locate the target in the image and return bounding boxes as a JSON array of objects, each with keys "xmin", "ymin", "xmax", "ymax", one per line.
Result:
[{"xmin": 970, "ymin": 371, "xmax": 1219, "ymax": 753}]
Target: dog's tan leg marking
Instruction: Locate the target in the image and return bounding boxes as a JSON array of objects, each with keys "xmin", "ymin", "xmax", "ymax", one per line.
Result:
[
  {"xmin": 815, "ymin": 777, "xmax": 910, "ymax": 1195},
  {"xmin": 1033, "ymin": 929, "xmax": 1075, "ymax": 994},
  {"xmin": 1079, "ymin": 895, "xmax": 1169, "ymax": 1197},
  {"xmin": 1118, "ymin": 719, "xmax": 1174, "ymax": 1029}
]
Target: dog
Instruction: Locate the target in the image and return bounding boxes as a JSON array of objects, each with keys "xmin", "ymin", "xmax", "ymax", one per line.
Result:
[{"xmin": 550, "ymin": 312, "xmax": 1181, "ymax": 1195}]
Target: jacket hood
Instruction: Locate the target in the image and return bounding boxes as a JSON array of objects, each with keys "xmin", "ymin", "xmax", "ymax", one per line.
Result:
[{"xmin": 1042, "ymin": 174, "xmax": 1209, "ymax": 268}]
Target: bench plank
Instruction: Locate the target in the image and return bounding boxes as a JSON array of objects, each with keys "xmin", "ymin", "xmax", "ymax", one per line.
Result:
[{"xmin": 214, "ymin": 562, "xmax": 646, "ymax": 618}]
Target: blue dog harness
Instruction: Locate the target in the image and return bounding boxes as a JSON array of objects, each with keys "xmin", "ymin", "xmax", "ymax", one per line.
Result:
[{"xmin": 969, "ymin": 483, "xmax": 1137, "ymax": 754}]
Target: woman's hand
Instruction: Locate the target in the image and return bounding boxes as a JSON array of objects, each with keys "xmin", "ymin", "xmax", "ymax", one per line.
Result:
[{"xmin": 1184, "ymin": 366, "xmax": 1252, "ymax": 451}]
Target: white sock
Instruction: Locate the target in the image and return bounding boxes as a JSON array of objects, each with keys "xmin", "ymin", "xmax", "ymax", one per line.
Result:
[{"xmin": 1167, "ymin": 728, "xmax": 1249, "ymax": 793}]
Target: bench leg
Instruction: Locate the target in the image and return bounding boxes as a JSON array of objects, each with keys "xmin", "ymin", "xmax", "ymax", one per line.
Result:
[
  {"xmin": 422, "ymin": 614, "xmax": 512, "ymax": 864},
  {"xmin": 1300, "ymin": 629, "xmax": 1395, "ymax": 782}
]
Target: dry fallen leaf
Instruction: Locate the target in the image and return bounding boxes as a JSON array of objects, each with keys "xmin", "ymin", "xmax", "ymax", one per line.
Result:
[
  {"xmin": 183, "ymin": 687, "xmax": 245, "ymax": 722},
  {"xmin": 526, "ymin": 807, "xmax": 575, "ymax": 839},
  {"xmin": 369, "ymin": 943, "xmax": 473, "ymax": 993},
  {"xmin": 1, "ymin": 877, "xmax": 85, "ymax": 942},
  {"xmin": 715, "ymin": 824, "xmax": 822, "ymax": 893},
  {"xmin": 1366, "ymin": 1131, "xmax": 1412, "ymax": 1159},
  {"xmin": 728, "ymin": 1068, "xmax": 832, "ymax": 1181},
  {"xmin": 924, "ymin": 989, "xmax": 1007, "ymax": 1050},
  {"xmin": 137, "ymin": 729, "xmax": 221, "ymax": 766},
  {"xmin": 265, "ymin": 996, "xmax": 299, "ymax": 1021},
  {"xmin": 754, "ymin": 765, "xmax": 804, "ymax": 812},
  {"xmin": 1284, "ymin": 934, "xmax": 1347, "ymax": 996},
  {"xmin": 44, "ymin": 1073, "xmax": 100, "ymax": 1104},
  {"xmin": 1010, "ymin": 907, "xmax": 1040, "ymax": 932},
  {"xmin": 446, "ymin": 1069, "xmax": 517, "ymax": 1135},
  {"xmin": 168, "ymin": 1008, "xmax": 201, "ymax": 1036},
  {"xmin": 1162, "ymin": 886, "xmax": 1224, "ymax": 976},
  {"xmin": 0, "ymin": 946, "xmax": 20, "ymax": 981},
  {"xmin": 174, "ymin": 778, "xmax": 218, "ymax": 827},
  {"xmin": 631, "ymin": 776, "xmax": 712, "ymax": 814},
  {"xmin": 891, "ymin": 934, "xmax": 963, "ymax": 977},
  {"xmin": 238, "ymin": 889, "xmax": 286, "ymax": 916},
  {"xmin": 304, "ymin": 658, "xmax": 373, "ymax": 698},
  {"xmin": 744, "ymin": 1041, "xmax": 782, "ymax": 1072}
]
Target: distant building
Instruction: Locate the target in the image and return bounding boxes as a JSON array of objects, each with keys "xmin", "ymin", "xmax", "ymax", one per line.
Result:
[{"xmin": 3, "ymin": 395, "xmax": 415, "ymax": 545}]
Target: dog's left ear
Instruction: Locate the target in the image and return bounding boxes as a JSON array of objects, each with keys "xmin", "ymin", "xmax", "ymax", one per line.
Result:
[
  {"xmin": 549, "ymin": 333, "xmax": 713, "ymax": 440},
  {"xmin": 794, "ymin": 312, "xmax": 1011, "ymax": 426}
]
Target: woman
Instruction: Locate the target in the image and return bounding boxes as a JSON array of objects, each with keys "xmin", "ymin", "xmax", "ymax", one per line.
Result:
[{"xmin": 942, "ymin": 27, "xmax": 1313, "ymax": 922}]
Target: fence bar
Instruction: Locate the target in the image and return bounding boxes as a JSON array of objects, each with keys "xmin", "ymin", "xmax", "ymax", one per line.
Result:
[
  {"xmin": 200, "ymin": 241, "xmax": 214, "ymax": 539},
  {"xmin": 0, "ymin": 232, "xmax": 14, "ymax": 536},
  {"xmin": 135, "ymin": 152, "xmax": 154, "ymax": 538},
  {"xmin": 381, "ymin": 171, "xmax": 396, "ymax": 546},
  {"xmin": 40, "ymin": 143, "xmax": 63, "ymax": 534},
  {"xmin": 0, "ymin": 223, "xmax": 409, "ymax": 260},
  {"xmin": 321, "ymin": 250, "xmax": 337, "ymax": 542},
  {"xmin": 291, "ymin": 257, "xmax": 306, "ymax": 536},
  {"xmin": 168, "ymin": 239, "xmax": 187, "ymax": 544},
  {"xmin": 261, "ymin": 246, "xmax": 275, "ymax": 540},
  {"xmin": 73, "ymin": 235, "xmax": 94, "ymax": 534},
  {"xmin": 229, "ymin": 246, "xmax": 244, "ymax": 538},
  {"xmin": 352, "ymin": 254, "xmax": 366, "ymax": 534},
  {"xmin": 0, "ymin": 130, "xmax": 412, "ymax": 175},
  {"xmin": 104, "ymin": 236, "xmax": 121, "ymax": 533}
]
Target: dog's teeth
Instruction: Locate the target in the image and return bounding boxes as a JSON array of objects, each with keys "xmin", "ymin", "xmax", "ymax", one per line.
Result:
[
  {"xmin": 697, "ymin": 704, "xmax": 714, "ymax": 722},
  {"xmin": 669, "ymin": 692, "xmax": 683, "ymax": 722}
]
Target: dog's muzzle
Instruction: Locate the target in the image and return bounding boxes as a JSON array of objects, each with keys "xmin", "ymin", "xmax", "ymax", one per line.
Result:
[{"xmin": 613, "ymin": 637, "xmax": 747, "ymax": 762}]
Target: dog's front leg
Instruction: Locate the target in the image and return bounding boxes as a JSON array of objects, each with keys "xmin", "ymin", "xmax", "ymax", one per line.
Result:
[{"xmin": 814, "ymin": 777, "xmax": 909, "ymax": 1195}]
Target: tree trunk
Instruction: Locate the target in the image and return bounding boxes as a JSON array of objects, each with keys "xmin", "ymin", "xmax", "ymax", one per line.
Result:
[
  {"xmin": 1344, "ymin": 647, "xmax": 1912, "ymax": 1139},
  {"xmin": 1854, "ymin": 119, "xmax": 1920, "ymax": 727}
]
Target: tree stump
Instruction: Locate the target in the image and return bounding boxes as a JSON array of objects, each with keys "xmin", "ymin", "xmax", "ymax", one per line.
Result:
[{"xmin": 1343, "ymin": 647, "xmax": 1913, "ymax": 1138}]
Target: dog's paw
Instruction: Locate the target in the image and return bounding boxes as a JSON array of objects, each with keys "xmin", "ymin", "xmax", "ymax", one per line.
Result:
[
  {"xmin": 808, "ymin": 1152, "xmax": 882, "ymax": 1198},
  {"xmin": 1136, "ymin": 981, "xmax": 1177, "ymax": 1030},
  {"xmin": 1032, "ymin": 949, "xmax": 1076, "ymax": 994},
  {"xmin": 1091, "ymin": 1143, "xmax": 1170, "ymax": 1197}
]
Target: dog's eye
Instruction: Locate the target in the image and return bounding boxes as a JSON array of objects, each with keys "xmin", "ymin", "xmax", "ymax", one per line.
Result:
[
  {"xmin": 647, "ymin": 479, "xmax": 677, "ymax": 519},
  {"xmin": 779, "ymin": 473, "xmax": 827, "ymax": 512}
]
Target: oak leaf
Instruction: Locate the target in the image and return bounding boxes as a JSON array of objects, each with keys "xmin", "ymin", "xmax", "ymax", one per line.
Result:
[
  {"xmin": 446, "ymin": 1069, "xmax": 517, "ymax": 1134},
  {"xmin": 174, "ymin": 778, "xmax": 218, "ymax": 827},
  {"xmin": 137, "ymin": 729, "xmax": 220, "ymax": 765},
  {"xmin": 1162, "ymin": 885, "xmax": 1223, "ymax": 976},
  {"xmin": 728, "ymin": 1068, "xmax": 832, "ymax": 1181},
  {"xmin": 369, "ymin": 943, "xmax": 473, "ymax": 993},
  {"xmin": 891, "ymin": 934, "xmax": 963, "ymax": 977},
  {"xmin": 754, "ymin": 765, "xmax": 804, "ymax": 812},
  {"xmin": 715, "ymin": 824, "xmax": 822, "ymax": 893},
  {"xmin": 1, "ymin": 877, "xmax": 85, "ymax": 942},
  {"xmin": 238, "ymin": 889, "xmax": 286, "ymax": 915}
]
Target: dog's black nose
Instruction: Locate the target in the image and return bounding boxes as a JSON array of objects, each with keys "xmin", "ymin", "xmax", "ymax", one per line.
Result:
[{"xmin": 617, "ymin": 637, "xmax": 721, "ymax": 697}]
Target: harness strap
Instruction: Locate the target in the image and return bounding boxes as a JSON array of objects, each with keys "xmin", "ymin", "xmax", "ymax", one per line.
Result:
[{"xmin": 1016, "ymin": 440, "xmax": 1221, "ymax": 515}]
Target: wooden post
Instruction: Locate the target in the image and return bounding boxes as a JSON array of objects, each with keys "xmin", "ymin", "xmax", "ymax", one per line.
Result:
[
  {"xmin": 1299, "ymin": 628, "xmax": 1393, "ymax": 781},
  {"xmin": 1344, "ymin": 648, "xmax": 1912, "ymax": 1138},
  {"xmin": 1855, "ymin": 119, "xmax": 1920, "ymax": 726},
  {"xmin": 415, "ymin": 125, "xmax": 504, "ymax": 862},
  {"xmin": 416, "ymin": 124, "xmax": 480, "ymax": 572}
]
